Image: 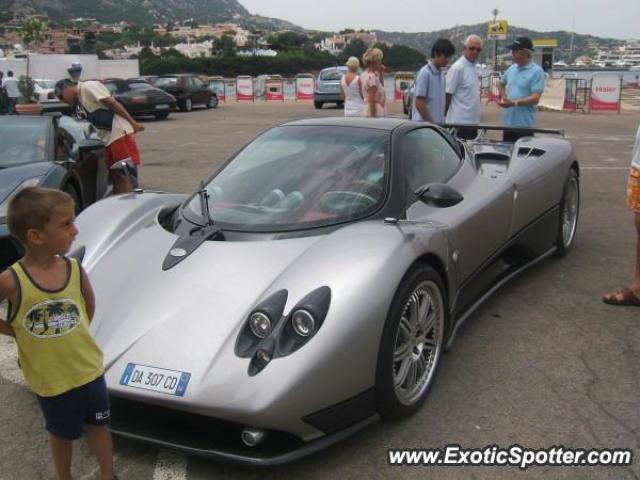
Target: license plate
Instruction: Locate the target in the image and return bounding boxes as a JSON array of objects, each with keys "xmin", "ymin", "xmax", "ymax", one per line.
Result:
[
  {"xmin": 155, "ymin": 104, "xmax": 169, "ymax": 109},
  {"xmin": 120, "ymin": 363, "xmax": 191, "ymax": 396}
]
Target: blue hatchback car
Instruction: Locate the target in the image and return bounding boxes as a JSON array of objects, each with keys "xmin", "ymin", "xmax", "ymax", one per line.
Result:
[{"xmin": 314, "ymin": 66, "xmax": 348, "ymax": 109}]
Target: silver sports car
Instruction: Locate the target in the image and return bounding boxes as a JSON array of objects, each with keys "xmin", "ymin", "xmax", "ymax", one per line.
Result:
[{"xmin": 73, "ymin": 118, "xmax": 579, "ymax": 465}]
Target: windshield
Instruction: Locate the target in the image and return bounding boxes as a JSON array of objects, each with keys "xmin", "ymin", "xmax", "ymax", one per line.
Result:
[
  {"xmin": 183, "ymin": 125, "xmax": 389, "ymax": 231},
  {"xmin": 0, "ymin": 121, "xmax": 49, "ymax": 167},
  {"xmin": 129, "ymin": 83, "xmax": 150, "ymax": 90},
  {"xmin": 320, "ymin": 69, "xmax": 346, "ymax": 81},
  {"xmin": 154, "ymin": 77, "xmax": 178, "ymax": 88},
  {"xmin": 35, "ymin": 79, "xmax": 55, "ymax": 89}
]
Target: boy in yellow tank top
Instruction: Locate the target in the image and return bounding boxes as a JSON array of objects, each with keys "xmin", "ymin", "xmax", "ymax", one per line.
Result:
[{"xmin": 0, "ymin": 187, "xmax": 115, "ymax": 480}]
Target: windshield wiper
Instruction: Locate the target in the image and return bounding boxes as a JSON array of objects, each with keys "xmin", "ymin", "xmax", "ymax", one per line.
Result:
[{"xmin": 197, "ymin": 181, "xmax": 214, "ymax": 226}]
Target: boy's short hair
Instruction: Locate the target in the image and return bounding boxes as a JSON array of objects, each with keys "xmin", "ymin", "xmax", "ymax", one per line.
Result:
[
  {"xmin": 431, "ymin": 38, "xmax": 456, "ymax": 58},
  {"xmin": 7, "ymin": 187, "xmax": 74, "ymax": 243}
]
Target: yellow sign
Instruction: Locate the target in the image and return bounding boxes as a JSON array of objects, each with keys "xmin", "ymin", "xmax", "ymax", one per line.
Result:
[
  {"xmin": 488, "ymin": 20, "xmax": 508, "ymax": 40},
  {"xmin": 533, "ymin": 39, "xmax": 558, "ymax": 48}
]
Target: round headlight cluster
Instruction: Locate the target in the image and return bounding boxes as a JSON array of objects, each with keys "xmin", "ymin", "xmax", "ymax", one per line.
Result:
[
  {"xmin": 292, "ymin": 310, "xmax": 315, "ymax": 337},
  {"xmin": 249, "ymin": 312, "xmax": 272, "ymax": 339}
]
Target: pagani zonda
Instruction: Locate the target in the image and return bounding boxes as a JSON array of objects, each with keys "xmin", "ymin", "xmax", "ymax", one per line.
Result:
[{"xmin": 73, "ymin": 119, "xmax": 579, "ymax": 465}]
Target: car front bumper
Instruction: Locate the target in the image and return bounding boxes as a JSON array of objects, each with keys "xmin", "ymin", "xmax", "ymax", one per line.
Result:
[{"xmin": 110, "ymin": 395, "xmax": 378, "ymax": 466}]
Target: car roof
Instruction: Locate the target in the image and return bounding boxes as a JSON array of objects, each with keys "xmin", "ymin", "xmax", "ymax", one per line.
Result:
[
  {"xmin": 280, "ymin": 117, "xmax": 407, "ymax": 131},
  {"xmin": 0, "ymin": 115, "xmax": 52, "ymax": 126}
]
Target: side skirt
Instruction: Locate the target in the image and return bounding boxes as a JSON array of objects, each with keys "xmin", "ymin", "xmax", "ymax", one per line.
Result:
[{"xmin": 445, "ymin": 246, "xmax": 556, "ymax": 349}]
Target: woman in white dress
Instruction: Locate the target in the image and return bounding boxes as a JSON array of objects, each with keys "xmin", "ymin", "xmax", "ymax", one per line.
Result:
[{"xmin": 340, "ymin": 57, "xmax": 364, "ymax": 117}]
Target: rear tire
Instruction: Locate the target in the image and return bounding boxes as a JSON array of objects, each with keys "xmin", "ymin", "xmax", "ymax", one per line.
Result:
[
  {"xmin": 375, "ymin": 264, "xmax": 446, "ymax": 420},
  {"xmin": 314, "ymin": 101, "xmax": 323, "ymax": 109},
  {"xmin": 555, "ymin": 168, "xmax": 579, "ymax": 257},
  {"xmin": 207, "ymin": 94, "xmax": 218, "ymax": 109}
]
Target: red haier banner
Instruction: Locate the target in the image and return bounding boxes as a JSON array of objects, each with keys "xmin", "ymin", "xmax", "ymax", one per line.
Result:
[
  {"xmin": 590, "ymin": 76, "xmax": 621, "ymax": 112},
  {"xmin": 296, "ymin": 75, "xmax": 314, "ymax": 100}
]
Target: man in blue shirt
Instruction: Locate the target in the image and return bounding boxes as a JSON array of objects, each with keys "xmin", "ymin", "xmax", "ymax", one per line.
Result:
[
  {"xmin": 412, "ymin": 38, "xmax": 455, "ymax": 124},
  {"xmin": 498, "ymin": 37, "xmax": 545, "ymax": 129}
]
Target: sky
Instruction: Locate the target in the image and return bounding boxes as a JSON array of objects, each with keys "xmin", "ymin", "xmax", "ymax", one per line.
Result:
[{"xmin": 238, "ymin": 0, "xmax": 638, "ymax": 40}]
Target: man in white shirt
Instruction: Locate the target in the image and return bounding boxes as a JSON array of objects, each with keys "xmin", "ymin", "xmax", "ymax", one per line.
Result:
[
  {"xmin": 445, "ymin": 35, "xmax": 483, "ymax": 139},
  {"xmin": 2, "ymin": 71, "xmax": 20, "ymax": 115},
  {"xmin": 55, "ymin": 78, "xmax": 144, "ymax": 193}
]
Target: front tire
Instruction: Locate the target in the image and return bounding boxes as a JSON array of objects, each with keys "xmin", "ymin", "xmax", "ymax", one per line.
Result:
[
  {"xmin": 555, "ymin": 168, "xmax": 579, "ymax": 257},
  {"xmin": 314, "ymin": 101, "xmax": 323, "ymax": 109},
  {"xmin": 154, "ymin": 112, "xmax": 169, "ymax": 120},
  {"xmin": 180, "ymin": 97, "xmax": 193, "ymax": 112},
  {"xmin": 376, "ymin": 265, "xmax": 446, "ymax": 420}
]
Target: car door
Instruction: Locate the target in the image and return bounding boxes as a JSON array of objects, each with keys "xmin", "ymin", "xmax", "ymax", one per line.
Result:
[
  {"xmin": 56, "ymin": 117, "xmax": 107, "ymax": 205},
  {"xmin": 192, "ymin": 76, "xmax": 209, "ymax": 105},
  {"xmin": 400, "ymin": 127, "xmax": 514, "ymax": 314}
]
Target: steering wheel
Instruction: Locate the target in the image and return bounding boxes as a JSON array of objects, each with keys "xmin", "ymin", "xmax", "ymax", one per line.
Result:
[
  {"xmin": 351, "ymin": 179, "xmax": 383, "ymax": 198},
  {"xmin": 320, "ymin": 191, "xmax": 377, "ymax": 215}
]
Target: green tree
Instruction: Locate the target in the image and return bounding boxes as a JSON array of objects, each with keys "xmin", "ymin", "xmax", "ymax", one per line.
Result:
[
  {"xmin": 268, "ymin": 31, "xmax": 309, "ymax": 51},
  {"xmin": 340, "ymin": 39, "xmax": 367, "ymax": 63},
  {"xmin": 20, "ymin": 17, "xmax": 44, "ymax": 49},
  {"xmin": 212, "ymin": 35, "xmax": 236, "ymax": 57}
]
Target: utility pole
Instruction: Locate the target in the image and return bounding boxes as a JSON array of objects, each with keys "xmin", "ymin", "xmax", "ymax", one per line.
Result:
[{"xmin": 492, "ymin": 8, "xmax": 499, "ymax": 72}]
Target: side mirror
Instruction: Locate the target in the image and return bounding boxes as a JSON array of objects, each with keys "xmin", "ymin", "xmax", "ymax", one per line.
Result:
[
  {"xmin": 110, "ymin": 158, "xmax": 136, "ymax": 177},
  {"xmin": 78, "ymin": 138, "xmax": 104, "ymax": 153},
  {"xmin": 416, "ymin": 183, "xmax": 463, "ymax": 208}
]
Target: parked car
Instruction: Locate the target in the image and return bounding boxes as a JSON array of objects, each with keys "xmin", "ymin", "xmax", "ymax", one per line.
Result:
[
  {"xmin": 0, "ymin": 114, "xmax": 109, "ymax": 269},
  {"xmin": 34, "ymin": 79, "xmax": 57, "ymax": 101},
  {"xmin": 73, "ymin": 118, "xmax": 579, "ymax": 465},
  {"xmin": 314, "ymin": 66, "xmax": 347, "ymax": 109},
  {"xmin": 103, "ymin": 78, "xmax": 176, "ymax": 120},
  {"xmin": 127, "ymin": 76, "xmax": 158, "ymax": 85},
  {"xmin": 152, "ymin": 74, "xmax": 217, "ymax": 112}
]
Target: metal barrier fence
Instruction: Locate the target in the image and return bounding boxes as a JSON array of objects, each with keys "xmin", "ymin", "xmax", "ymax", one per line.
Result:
[{"xmin": 564, "ymin": 78, "xmax": 590, "ymax": 113}]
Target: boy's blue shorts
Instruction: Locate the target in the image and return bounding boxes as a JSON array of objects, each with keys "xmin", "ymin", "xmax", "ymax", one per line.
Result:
[{"xmin": 37, "ymin": 375, "xmax": 110, "ymax": 440}]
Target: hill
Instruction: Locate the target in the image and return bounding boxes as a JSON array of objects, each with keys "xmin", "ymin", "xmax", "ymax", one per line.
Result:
[
  {"xmin": 0, "ymin": 0, "xmax": 301, "ymax": 31},
  {"xmin": 376, "ymin": 23, "xmax": 624, "ymax": 62}
]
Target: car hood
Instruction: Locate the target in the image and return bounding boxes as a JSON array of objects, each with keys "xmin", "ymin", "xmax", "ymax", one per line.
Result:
[
  {"xmin": 0, "ymin": 162, "xmax": 50, "ymax": 204},
  {"xmin": 89, "ymin": 220, "xmax": 328, "ymax": 377}
]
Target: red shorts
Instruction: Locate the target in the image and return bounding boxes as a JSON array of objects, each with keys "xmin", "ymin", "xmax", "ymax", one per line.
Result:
[{"xmin": 105, "ymin": 134, "xmax": 140, "ymax": 167}]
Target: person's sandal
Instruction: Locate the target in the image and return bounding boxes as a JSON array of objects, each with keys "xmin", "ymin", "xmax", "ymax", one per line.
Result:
[{"xmin": 602, "ymin": 288, "xmax": 640, "ymax": 307}]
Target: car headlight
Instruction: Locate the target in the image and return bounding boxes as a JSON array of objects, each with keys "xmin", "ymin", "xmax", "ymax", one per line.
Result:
[
  {"xmin": 291, "ymin": 310, "xmax": 315, "ymax": 337},
  {"xmin": 249, "ymin": 312, "xmax": 272, "ymax": 339},
  {"xmin": 0, "ymin": 176, "xmax": 42, "ymax": 219}
]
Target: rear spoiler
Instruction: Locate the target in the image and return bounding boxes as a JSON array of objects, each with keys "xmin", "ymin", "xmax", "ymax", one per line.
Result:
[{"xmin": 439, "ymin": 123, "xmax": 565, "ymax": 140}]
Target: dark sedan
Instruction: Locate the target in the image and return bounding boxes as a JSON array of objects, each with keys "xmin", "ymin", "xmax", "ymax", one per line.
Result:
[
  {"xmin": 103, "ymin": 78, "xmax": 177, "ymax": 120},
  {"xmin": 153, "ymin": 74, "xmax": 217, "ymax": 112},
  {"xmin": 0, "ymin": 115, "xmax": 109, "ymax": 269}
]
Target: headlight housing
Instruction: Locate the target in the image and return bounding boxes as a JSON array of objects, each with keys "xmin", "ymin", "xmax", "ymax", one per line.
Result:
[
  {"xmin": 0, "ymin": 176, "xmax": 42, "ymax": 219},
  {"xmin": 235, "ymin": 287, "xmax": 332, "ymax": 376},
  {"xmin": 249, "ymin": 312, "xmax": 272, "ymax": 339},
  {"xmin": 291, "ymin": 310, "xmax": 315, "ymax": 337}
]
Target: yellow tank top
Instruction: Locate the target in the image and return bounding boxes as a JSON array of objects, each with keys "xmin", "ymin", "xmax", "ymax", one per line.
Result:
[{"xmin": 9, "ymin": 257, "xmax": 104, "ymax": 397}]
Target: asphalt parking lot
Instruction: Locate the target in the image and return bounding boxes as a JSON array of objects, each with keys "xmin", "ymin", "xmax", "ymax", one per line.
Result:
[{"xmin": 1, "ymin": 101, "xmax": 639, "ymax": 479}]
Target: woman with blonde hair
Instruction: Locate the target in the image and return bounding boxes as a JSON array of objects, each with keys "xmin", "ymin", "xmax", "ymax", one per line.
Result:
[
  {"xmin": 360, "ymin": 48, "xmax": 387, "ymax": 117},
  {"xmin": 340, "ymin": 56, "xmax": 364, "ymax": 117}
]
